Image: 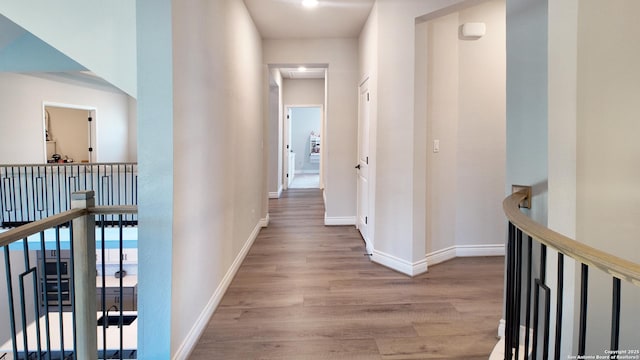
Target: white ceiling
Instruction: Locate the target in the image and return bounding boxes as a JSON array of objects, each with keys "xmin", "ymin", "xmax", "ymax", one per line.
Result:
[
  {"xmin": 243, "ymin": 0, "xmax": 375, "ymax": 39},
  {"xmin": 1, "ymin": 2, "xmax": 375, "ymax": 80}
]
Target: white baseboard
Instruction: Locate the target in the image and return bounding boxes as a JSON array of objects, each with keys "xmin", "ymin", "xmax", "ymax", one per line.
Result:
[
  {"xmin": 324, "ymin": 214, "xmax": 356, "ymax": 226},
  {"xmin": 426, "ymin": 244, "xmax": 505, "ymax": 267},
  {"xmin": 260, "ymin": 214, "xmax": 270, "ymax": 227},
  {"xmin": 369, "ymin": 243, "xmax": 507, "ymax": 277},
  {"xmin": 268, "ymin": 186, "xmax": 282, "ymax": 199},
  {"xmin": 425, "ymin": 246, "xmax": 457, "ymax": 266},
  {"xmin": 172, "ymin": 220, "xmax": 262, "ymax": 360},
  {"xmin": 364, "ymin": 238, "xmax": 374, "ymax": 256},
  {"xmin": 456, "ymin": 244, "xmax": 505, "ymax": 257},
  {"xmin": 294, "ymin": 170, "xmax": 320, "ymax": 174},
  {"xmin": 371, "ymin": 249, "xmax": 427, "ymax": 277}
]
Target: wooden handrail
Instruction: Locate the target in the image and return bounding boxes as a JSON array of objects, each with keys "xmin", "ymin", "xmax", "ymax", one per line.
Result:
[
  {"xmin": 90, "ymin": 205, "xmax": 138, "ymax": 215},
  {"xmin": 0, "ymin": 208, "xmax": 87, "ymax": 247},
  {"xmin": 0, "ymin": 206, "xmax": 138, "ymax": 247},
  {"xmin": 504, "ymin": 190, "xmax": 640, "ymax": 286}
]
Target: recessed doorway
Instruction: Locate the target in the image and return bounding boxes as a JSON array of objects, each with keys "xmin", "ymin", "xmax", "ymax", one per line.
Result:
[
  {"xmin": 43, "ymin": 103, "xmax": 96, "ymax": 163},
  {"xmin": 286, "ymin": 106, "xmax": 322, "ymax": 189}
]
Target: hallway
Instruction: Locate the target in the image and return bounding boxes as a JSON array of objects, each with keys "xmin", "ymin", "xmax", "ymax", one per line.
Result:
[{"xmin": 189, "ymin": 189, "xmax": 503, "ymax": 359}]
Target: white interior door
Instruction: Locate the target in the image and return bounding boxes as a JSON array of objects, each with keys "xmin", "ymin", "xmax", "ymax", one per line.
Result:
[
  {"xmin": 283, "ymin": 107, "xmax": 293, "ymax": 189},
  {"xmin": 357, "ymin": 80, "xmax": 370, "ymax": 245}
]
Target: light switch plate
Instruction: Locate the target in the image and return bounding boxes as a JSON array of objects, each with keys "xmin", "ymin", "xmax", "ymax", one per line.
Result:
[{"xmin": 433, "ymin": 139, "xmax": 440, "ymax": 153}]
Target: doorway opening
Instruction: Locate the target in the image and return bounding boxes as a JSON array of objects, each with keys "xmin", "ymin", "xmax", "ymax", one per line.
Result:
[
  {"xmin": 43, "ymin": 103, "xmax": 96, "ymax": 163},
  {"xmin": 286, "ymin": 105, "xmax": 323, "ymax": 189}
]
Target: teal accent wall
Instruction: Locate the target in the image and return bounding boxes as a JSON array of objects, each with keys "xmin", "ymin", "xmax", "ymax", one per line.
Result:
[
  {"xmin": 136, "ymin": 0, "xmax": 173, "ymax": 358},
  {"xmin": 0, "ymin": 31, "xmax": 86, "ymax": 72}
]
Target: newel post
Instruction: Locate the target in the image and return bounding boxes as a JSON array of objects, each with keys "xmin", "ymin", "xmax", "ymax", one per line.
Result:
[{"xmin": 72, "ymin": 191, "xmax": 98, "ymax": 360}]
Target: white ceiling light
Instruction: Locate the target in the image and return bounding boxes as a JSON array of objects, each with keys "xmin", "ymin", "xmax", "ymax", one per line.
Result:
[
  {"xmin": 302, "ymin": 0, "xmax": 319, "ymax": 8},
  {"xmin": 298, "ymin": 66, "xmax": 307, "ymax": 72}
]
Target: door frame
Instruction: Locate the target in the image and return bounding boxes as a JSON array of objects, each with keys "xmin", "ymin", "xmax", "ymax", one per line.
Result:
[
  {"xmin": 42, "ymin": 102, "xmax": 97, "ymax": 163},
  {"xmin": 357, "ymin": 77, "xmax": 373, "ymax": 254},
  {"xmin": 283, "ymin": 104, "xmax": 325, "ymax": 190}
]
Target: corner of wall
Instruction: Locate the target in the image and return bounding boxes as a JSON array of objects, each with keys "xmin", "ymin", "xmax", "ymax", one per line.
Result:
[{"xmin": 370, "ymin": 250, "xmax": 427, "ymax": 277}]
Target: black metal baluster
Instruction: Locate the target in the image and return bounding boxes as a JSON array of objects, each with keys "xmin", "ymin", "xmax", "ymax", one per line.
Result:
[
  {"xmin": 505, "ymin": 222, "xmax": 515, "ymax": 360},
  {"xmin": 15, "ymin": 167, "xmax": 23, "ymax": 224},
  {"xmin": 119, "ymin": 214, "xmax": 124, "ymax": 360},
  {"xmin": 524, "ymin": 236, "xmax": 533, "ymax": 358},
  {"xmin": 554, "ymin": 253, "xmax": 564, "ymax": 360},
  {"xmin": 532, "ymin": 243, "xmax": 547, "ymax": 360},
  {"xmin": 56, "ymin": 166, "xmax": 62, "ymax": 215},
  {"xmin": 4, "ymin": 246, "xmax": 19, "ymax": 359},
  {"xmin": 101, "ymin": 215, "xmax": 108, "ymax": 360},
  {"xmin": 542, "ymin": 282, "xmax": 551, "ymax": 360},
  {"xmin": 611, "ymin": 277, "xmax": 621, "ymax": 353},
  {"xmin": 40, "ymin": 232, "xmax": 52, "ymax": 356},
  {"xmin": 22, "ymin": 236, "xmax": 43, "ymax": 358},
  {"xmin": 514, "ymin": 228, "xmax": 523, "ymax": 360},
  {"xmin": 68, "ymin": 221, "xmax": 77, "ymax": 360},
  {"xmin": 55, "ymin": 226, "xmax": 65, "ymax": 358},
  {"xmin": 44, "ymin": 166, "xmax": 51, "ymax": 218},
  {"xmin": 578, "ymin": 264, "xmax": 588, "ymax": 356}
]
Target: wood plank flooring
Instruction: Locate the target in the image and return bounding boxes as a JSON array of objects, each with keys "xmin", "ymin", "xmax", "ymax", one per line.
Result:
[{"xmin": 189, "ymin": 189, "xmax": 504, "ymax": 359}]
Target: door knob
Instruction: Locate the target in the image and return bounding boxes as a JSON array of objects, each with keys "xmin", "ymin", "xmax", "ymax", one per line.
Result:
[{"xmin": 355, "ymin": 164, "xmax": 361, "ymax": 169}]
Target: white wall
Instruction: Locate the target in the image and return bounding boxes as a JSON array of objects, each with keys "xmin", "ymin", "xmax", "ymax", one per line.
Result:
[
  {"xmin": 424, "ymin": 12, "xmax": 460, "ymax": 255},
  {"xmin": 421, "ymin": 0, "xmax": 505, "ymax": 261},
  {"xmin": 575, "ymin": 0, "xmax": 640, "ymax": 352},
  {"xmin": 455, "ymin": 1, "xmax": 505, "ymax": 248},
  {"xmin": 360, "ymin": 0, "xmax": 491, "ymax": 274},
  {"xmin": 0, "ymin": 73, "xmax": 134, "ymax": 164},
  {"xmin": 264, "ymin": 39, "xmax": 359, "ymax": 220},
  {"xmin": 548, "ymin": 0, "xmax": 579, "ymax": 355},
  {"xmin": 283, "ymin": 78, "xmax": 325, "ymax": 105},
  {"xmin": 0, "ymin": 0, "xmax": 137, "ymax": 97},
  {"xmin": 170, "ymin": 0, "xmax": 264, "ymax": 358}
]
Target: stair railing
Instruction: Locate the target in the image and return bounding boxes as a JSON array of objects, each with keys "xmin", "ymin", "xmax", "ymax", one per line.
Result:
[
  {"xmin": 0, "ymin": 191, "xmax": 137, "ymax": 360},
  {"xmin": 503, "ymin": 187, "xmax": 640, "ymax": 359},
  {"xmin": 1, "ymin": 163, "xmax": 137, "ymax": 228}
]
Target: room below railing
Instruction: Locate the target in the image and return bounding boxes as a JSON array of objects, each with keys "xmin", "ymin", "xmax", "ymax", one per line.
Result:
[
  {"xmin": 0, "ymin": 191, "xmax": 138, "ymax": 360},
  {"xmin": 499, "ymin": 186, "xmax": 640, "ymax": 360}
]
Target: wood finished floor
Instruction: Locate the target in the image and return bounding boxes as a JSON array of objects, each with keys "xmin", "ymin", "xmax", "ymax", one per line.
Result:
[{"xmin": 189, "ymin": 189, "xmax": 504, "ymax": 360}]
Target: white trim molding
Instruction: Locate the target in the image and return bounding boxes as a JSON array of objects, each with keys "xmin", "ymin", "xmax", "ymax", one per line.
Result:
[
  {"xmin": 260, "ymin": 214, "xmax": 270, "ymax": 227},
  {"xmin": 268, "ymin": 186, "xmax": 283, "ymax": 199},
  {"xmin": 371, "ymin": 250, "xmax": 428, "ymax": 277},
  {"xmin": 172, "ymin": 220, "xmax": 262, "ymax": 360},
  {"xmin": 324, "ymin": 214, "xmax": 356, "ymax": 226},
  {"xmin": 426, "ymin": 244, "xmax": 505, "ymax": 267},
  {"xmin": 425, "ymin": 246, "xmax": 457, "ymax": 266},
  {"xmin": 456, "ymin": 244, "xmax": 505, "ymax": 257}
]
